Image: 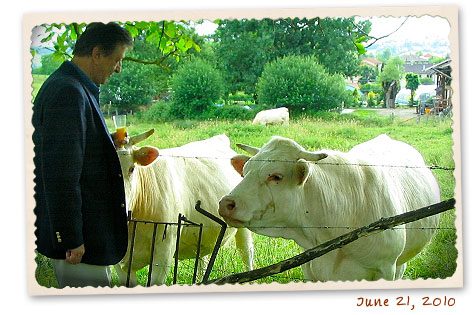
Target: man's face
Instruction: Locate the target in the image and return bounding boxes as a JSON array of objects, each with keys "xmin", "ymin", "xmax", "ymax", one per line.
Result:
[{"xmin": 94, "ymin": 44, "xmax": 127, "ymax": 85}]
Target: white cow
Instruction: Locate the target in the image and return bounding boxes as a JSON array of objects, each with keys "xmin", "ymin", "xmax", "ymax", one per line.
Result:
[
  {"xmin": 252, "ymin": 107, "xmax": 289, "ymax": 126},
  {"xmin": 115, "ymin": 130, "xmax": 254, "ymax": 286},
  {"xmin": 218, "ymin": 134, "xmax": 440, "ymax": 281}
]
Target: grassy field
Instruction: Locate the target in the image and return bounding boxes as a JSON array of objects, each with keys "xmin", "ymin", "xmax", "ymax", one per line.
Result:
[
  {"xmin": 31, "ymin": 73, "xmax": 456, "ymax": 286},
  {"xmin": 34, "ymin": 111, "xmax": 457, "ymax": 287}
]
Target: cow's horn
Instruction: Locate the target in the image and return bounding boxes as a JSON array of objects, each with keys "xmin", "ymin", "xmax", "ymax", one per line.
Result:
[
  {"xmin": 130, "ymin": 129, "xmax": 155, "ymax": 146},
  {"xmin": 299, "ymin": 151, "xmax": 328, "ymax": 162},
  {"xmin": 237, "ymin": 143, "xmax": 260, "ymax": 156}
]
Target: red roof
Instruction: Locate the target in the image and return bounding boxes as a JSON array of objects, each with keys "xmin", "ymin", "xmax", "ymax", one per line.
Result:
[{"xmin": 362, "ymin": 58, "xmax": 383, "ymax": 67}]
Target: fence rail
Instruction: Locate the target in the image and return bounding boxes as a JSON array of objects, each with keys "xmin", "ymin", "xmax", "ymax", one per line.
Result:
[{"xmin": 204, "ymin": 198, "xmax": 456, "ymax": 285}]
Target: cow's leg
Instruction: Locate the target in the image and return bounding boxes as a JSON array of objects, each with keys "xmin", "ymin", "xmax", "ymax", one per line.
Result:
[
  {"xmin": 114, "ymin": 263, "xmax": 138, "ymax": 287},
  {"xmin": 395, "ymin": 262, "xmax": 407, "ymax": 279},
  {"xmin": 234, "ymin": 228, "xmax": 254, "ymax": 271}
]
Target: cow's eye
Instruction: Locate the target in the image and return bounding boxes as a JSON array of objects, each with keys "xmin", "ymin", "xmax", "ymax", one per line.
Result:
[
  {"xmin": 128, "ymin": 166, "xmax": 135, "ymax": 174},
  {"xmin": 268, "ymin": 173, "xmax": 283, "ymax": 182}
]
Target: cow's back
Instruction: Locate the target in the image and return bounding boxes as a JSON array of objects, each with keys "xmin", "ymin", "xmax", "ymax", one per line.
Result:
[
  {"xmin": 348, "ymin": 134, "xmax": 440, "ymax": 264},
  {"xmin": 134, "ymin": 135, "xmax": 242, "ymax": 259}
]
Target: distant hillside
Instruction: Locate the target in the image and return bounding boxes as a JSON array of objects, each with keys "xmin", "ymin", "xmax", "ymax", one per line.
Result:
[{"xmin": 367, "ymin": 37, "xmax": 450, "ymax": 57}]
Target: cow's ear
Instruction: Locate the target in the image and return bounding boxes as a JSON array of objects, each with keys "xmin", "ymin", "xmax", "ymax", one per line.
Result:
[
  {"xmin": 296, "ymin": 159, "xmax": 310, "ymax": 185},
  {"xmin": 134, "ymin": 146, "xmax": 159, "ymax": 166},
  {"xmin": 231, "ymin": 155, "xmax": 250, "ymax": 176}
]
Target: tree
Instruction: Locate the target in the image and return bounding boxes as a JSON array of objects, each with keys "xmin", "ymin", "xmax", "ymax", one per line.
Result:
[
  {"xmin": 31, "ymin": 21, "xmax": 201, "ymax": 69},
  {"xmin": 170, "ymin": 58, "xmax": 224, "ymax": 119},
  {"xmin": 213, "ymin": 17, "xmax": 371, "ymax": 98},
  {"xmin": 257, "ymin": 55, "xmax": 346, "ymax": 112},
  {"xmin": 377, "ymin": 48, "xmax": 393, "ymax": 63},
  {"xmin": 99, "ymin": 37, "xmax": 172, "ymax": 113},
  {"xmin": 405, "ymin": 73, "xmax": 421, "ymax": 106},
  {"xmin": 32, "ymin": 53, "xmax": 63, "ymax": 75},
  {"xmin": 358, "ymin": 64, "xmax": 378, "ymax": 85},
  {"xmin": 378, "ymin": 57, "xmax": 404, "ymax": 108}
]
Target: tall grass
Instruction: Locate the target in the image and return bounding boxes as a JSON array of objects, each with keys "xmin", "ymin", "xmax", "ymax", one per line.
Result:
[{"xmin": 34, "ymin": 113, "xmax": 457, "ymax": 287}]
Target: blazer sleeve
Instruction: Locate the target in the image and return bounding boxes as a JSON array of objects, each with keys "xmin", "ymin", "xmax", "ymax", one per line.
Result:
[{"xmin": 38, "ymin": 81, "xmax": 87, "ymax": 251}]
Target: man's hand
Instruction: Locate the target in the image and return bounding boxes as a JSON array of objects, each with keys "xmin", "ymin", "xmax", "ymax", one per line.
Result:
[{"xmin": 65, "ymin": 244, "xmax": 85, "ymax": 264}]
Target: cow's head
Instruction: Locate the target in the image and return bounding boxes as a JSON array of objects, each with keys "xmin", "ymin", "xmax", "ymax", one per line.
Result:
[
  {"xmin": 117, "ymin": 129, "xmax": 159, "ymax": 207},
  {"xmin": 218, "ymin": 136, "xmax": 327, "ymax": 236}
]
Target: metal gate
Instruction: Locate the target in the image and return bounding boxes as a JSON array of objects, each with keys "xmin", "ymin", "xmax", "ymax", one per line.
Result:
[{"xmin": 125, "ymin": 201, "xmax": 227, "ymax": 287}]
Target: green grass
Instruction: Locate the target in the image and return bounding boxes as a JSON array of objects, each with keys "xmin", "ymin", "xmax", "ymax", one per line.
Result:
[
  {"xmin": 34, "ymin": 110, "xmax": 457, "ymax": 287},
  {"xmin": 31, "ymin": 74, "xmax": 48, "ymax": 101}
]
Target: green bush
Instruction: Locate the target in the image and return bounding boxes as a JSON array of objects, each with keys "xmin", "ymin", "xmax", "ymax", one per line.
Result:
[
  {"xmin": 141, "ymin": 100, "xmax": 172, "ymax": 122},
  {"xmin": 170, "ymin": 58, "xmax": 225, "ymax": 119},
  {"xmin": 367, "ymin": 91, "xmax": 377, "ymax": 107},
  {"xmin": 228, "ymin": 92, "xmax": 254, "ymax": 104},
  {"xmin": 256, "ymin": 55, "xmax": 346, "ymax": 112}
]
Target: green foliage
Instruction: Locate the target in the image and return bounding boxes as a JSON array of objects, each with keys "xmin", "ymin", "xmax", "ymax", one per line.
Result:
[
  {"xmin": 257, "ymin": 55, "xmax": 346, "ymax": 112},
  {"xmin": 140, "ymin": 100, "xmax": 172, "ymax": 122},
  {"xmin": 429, "ymin": 56, "xmax": 446, "ymax": 64},
  {"xmin": 100, "ymin": 38, "xmax": 171, "ymax": 112},
  {"xmin": 378, "ymin": 57, "xmax": 405, "ymax": 108},
  {"xmin": 377, "ymin": 48, "xmax": 392, "ymax": 63},
  {"xmin": 367, "ymin": 91, "xmax": 378, "ymax": 107},
  {"xmin": 420, "ymin": 77, "xmax": 435, "ymax": 85},
  {"xmin": 170, "ymin": 58, "xmax": 224, "ymax": 119},
  {"xmin": 405, "ymin": 72, "xmax": 421, "ymax": 106},
  {"xmin": 213, "ymin": 17, "xmax": 370, "ymax": 96},
  {"xmin": 31, "ymin": 21, "xmax": 200, "ymax": 67},
  {"xmin": 32, "ymin": 54, "xmax": 63, "ymax": 75},
  {"xmin": 358, "ymin": 64, "xmax": 378, "ymax": 84}
]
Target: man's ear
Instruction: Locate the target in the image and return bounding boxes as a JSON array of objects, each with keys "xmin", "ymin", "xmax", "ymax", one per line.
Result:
[
  {"xmin": 133, "ymin": 146, "xmax": 159, "ymax": 166},
  {"xmin": 296, "ymin": 159, "xmax": 310, "ymax": 186},
  {"xmin": 231, "ymin": 155, "xmax": 250, "ymax": 177},
  {"xmin": 91, "ymin": 46, "xmax": 101, "ymax": 59}
]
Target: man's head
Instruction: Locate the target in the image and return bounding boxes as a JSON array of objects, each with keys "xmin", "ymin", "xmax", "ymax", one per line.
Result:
[{"xmin": 72, "ymin": 22, "xmax": 133, "ymax": 85}]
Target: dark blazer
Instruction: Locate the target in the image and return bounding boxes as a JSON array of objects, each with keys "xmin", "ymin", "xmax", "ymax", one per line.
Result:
[{"xmin": 32, "ymin": 61, "xmax": 128, "ymax": 266}]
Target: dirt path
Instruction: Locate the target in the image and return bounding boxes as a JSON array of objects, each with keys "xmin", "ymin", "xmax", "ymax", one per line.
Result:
[{"xmin": 364, "ymin": 108, "xmax": 418, "ymax": 119}]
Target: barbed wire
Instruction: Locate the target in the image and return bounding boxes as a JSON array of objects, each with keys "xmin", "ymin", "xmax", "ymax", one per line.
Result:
[
  {"xmin": 129, "ymin": 152, "xmax": 455, "ymax": 171},
  {"xmin": 129, "ymin": 219, "xmax": 456, "ymax": 232}
]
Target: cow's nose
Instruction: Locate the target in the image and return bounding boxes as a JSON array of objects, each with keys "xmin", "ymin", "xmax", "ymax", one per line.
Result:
[
  {"xmin": 226, "ymin": 200, "xmax": 235, "ymax": 211},
  {"xmin": 219, "ymin": 197, "xmax": 236, "ymax": 217}
]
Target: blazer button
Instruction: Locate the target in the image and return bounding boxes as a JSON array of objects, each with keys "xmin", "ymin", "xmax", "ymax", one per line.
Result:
[
  {"xmin": 118, "ymin": 174, "xmax": 122, "ymax": 178},
  {"xmin": 121, "ymin": 203, "xmax": 125, "ymax": 208}
]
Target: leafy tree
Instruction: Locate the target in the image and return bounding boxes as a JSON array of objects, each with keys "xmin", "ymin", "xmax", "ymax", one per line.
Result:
[
  {"xmin": 257, "ymin": 55, "xmax": 346, "ymax": 112},
  {"xmin": 213, "ymin": 17, "xmax": 371, "ymax": 97},
  {"xmin": 32, "ymin": 53, "xmax": 63, "ymax": 75},
  {"xmin": 170, "ymin": 58, "xmax": 224, "ymax": 119},
  {"xmin": 99, "ymin": 36, "xmax": 177, "ymax": 113},
  {"xmin": 31, "ymin": 21, "xmax": 200, "ymax": 69},
  {"xmin": 378, "ymin": 57, "xmax": 404, "ymax": 108},
  {"xmin": 405, "ymin": 72, "xmax": 421, "ymax": 106},
  {"xmin": 377, "ymin": 48, "xmax": 392, "ymax": 63},
  {"xmin": 358, "ymin": 64, "xmax": 378, "ymax": 84},
  {"xmin": 429, "ymin": 56, "xmax": 446, "ymax": 64}
]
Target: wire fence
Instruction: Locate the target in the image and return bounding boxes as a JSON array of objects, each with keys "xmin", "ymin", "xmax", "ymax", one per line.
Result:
[
  {"xmin": 120, "ymin": 150, "xmax": 456, "ymax": 285},
  {"xmin": 130, "ymin": 152, "xmax": 456, "ymax": 171}
]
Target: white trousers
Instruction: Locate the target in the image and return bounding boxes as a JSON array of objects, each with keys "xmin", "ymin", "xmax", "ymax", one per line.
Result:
[{"xmin": 51, "ymin": 259, "xmax": 111, "ymax": 288}]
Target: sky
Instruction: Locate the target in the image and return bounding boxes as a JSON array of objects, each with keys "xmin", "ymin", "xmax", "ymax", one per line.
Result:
[{"xmin": 195, "ymin": 16, "xmax": 451, "ymax": 55}]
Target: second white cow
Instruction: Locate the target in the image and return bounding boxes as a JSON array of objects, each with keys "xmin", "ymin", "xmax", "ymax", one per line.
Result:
[
  {"xmin": 252, "ymin": 107, "xmax": 289, "ymax": 126},
  {"xmin": 219, "ymin": 135, "xmax": 440, "ymax": 281},
  {"xmin": 115, "ymin": 131, "xmax": 254, "ymax": 286}
]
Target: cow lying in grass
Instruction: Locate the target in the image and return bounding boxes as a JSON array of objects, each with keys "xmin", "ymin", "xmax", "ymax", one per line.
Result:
[
  {"xmin": 115, "ymin": 131, "xmax": 254, "ymax": 286},
  {"xmin": 219, "ymin": 134, "xmax": 440, "ymax": 281}
]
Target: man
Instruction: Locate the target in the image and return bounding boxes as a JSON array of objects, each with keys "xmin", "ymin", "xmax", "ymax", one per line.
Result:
[{"xmin": 32, "ymin": 22, "xmax": 133, "ymax": 288}]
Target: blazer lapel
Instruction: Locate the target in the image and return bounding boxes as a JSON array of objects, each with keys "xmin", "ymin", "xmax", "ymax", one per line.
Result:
[{"xmin": 82, "ymin": 86, "xmax": 115, "ymax": 147}]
